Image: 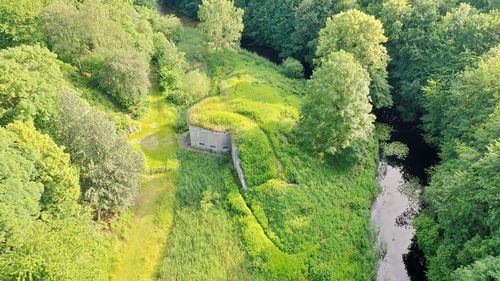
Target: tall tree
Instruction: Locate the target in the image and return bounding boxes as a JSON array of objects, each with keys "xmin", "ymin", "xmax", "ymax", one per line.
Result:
[
  {"xmin": 386, "ymin": 2, "xmax": 500, "ymax": 120},
  {"xmin": 422, "ymin": 46, "xmax": 500, "ymax": 148},
  {"xmin": 0, "ymin": 121, "xmax": 110, "ymax": 281},
  {"xmin": 297, "ymin": 51, "xmax": 375, "ymax": 157},
  {"xmin": 198, "ymin": 0, "xmax": 244, "ymax": 52},
  {"xmin": 414, "ymin": 143, "xmax": 500, "ymax": 281},
  {"xmin": 0, "ymin": 45, "xmax": 68, "ymax": 132},
  {"xmin": 98, "ymin": 50, "xmax": 150, "ymax": 111},
  {"xmin": 56, "ymin": 92, "xmax": 144, "ymax": 220},
  {"xmin": 415, "ymin": 43, "xmax": 500, "ymax": 281},
  {"xmin": 316, "ymin": 9, "xmax": 392, "ymax": 108},
  {"xmin": 291, "ymin": 0, "xmax": 358, "ymax": 61},
  {"xmin": 43, "ymin": 0, "xmax": 128, "ymax": 74},
  {"xmin": 0, "ymin": 0, "xmax": 43, "ymax": 48}
]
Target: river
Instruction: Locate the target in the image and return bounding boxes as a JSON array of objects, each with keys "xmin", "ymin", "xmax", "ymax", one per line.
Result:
[
  {"xmin": 156, "ymin": 4, "xmax": 439, "ymax": 278},
  {"xmin": 373, "ymin": 109, "xmax": 438, "ymax": 281}
]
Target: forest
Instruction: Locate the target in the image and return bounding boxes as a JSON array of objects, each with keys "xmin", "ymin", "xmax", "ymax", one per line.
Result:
[{"xmin": 0, "ymin": 0, "xmax": 498, "ymax": 280}]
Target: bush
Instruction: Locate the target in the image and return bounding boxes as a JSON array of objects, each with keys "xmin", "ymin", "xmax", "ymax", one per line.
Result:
[
  {"xmin": 281, "ymin": 57, "xmax": 304, "ymax": 79},
  {"xmin": 169, "ymin": 69, "xmax": 210, "ymax": 105},
  {"xmin": 154, "ymin": 15, "xmax": 183, "ymax": 41},
  {"xmin": 156, "ymin": 40, "xmax": 188, "ymax": 92},
  {"xmin": 98, "ymin": 50, "xmax": 150, "ymax": 112}
]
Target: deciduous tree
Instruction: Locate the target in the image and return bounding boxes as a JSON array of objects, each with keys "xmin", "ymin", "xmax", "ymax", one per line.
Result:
[
  {"xmin": 0, "ymin": 0, "xmax": 43, "ymax": 48},
  {"xmin": 316, "ymin": 9, "xmax": 392, "ymax": 108},
  {"xmin": 297, "ymin": 51, "xmax": 375, "ymax": 157},
  {"xmin": 98, "ymin": 50, "xmax": 150, "ymax": 111},
  {"xmin": 56, "ymin": 92, "xmax": 144, "ymax": 220},
  {"xmin": 198, "ymin": 0, "xmax": 244, "ymax": 52},
  {"xmin": 0, "ymin": 121, "xmax": 109, "ymax": 281},
  {"xmin": 0, "ymin": 45, "xmax": 68, "ymax": 132}
]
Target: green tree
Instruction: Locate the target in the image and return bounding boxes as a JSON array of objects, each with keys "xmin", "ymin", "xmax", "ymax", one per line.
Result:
[
  {"xmin": 297, "ymin": 51, "xmax": 375, "ymax": 157},
  {"xmin": 0, "ymin": 121, "xmax": 110, "ymax": 281},
  {"xmin": 282, "ymin": 57, "xmax": 304, "ymax": 78},
  {"xmin": 316, "ymin": 9, "xmax": 392, "ymax": 108},
  {"xmin": 56, "ymin": 92, "xmax": 144, "ymax": 220},
  {"xmin": 415, "ymin": 143, "xmax": 500, "ymax": 281},
  {"xmin": 98, "ymin": 50, "xmax": 150, "ymax": 112},
  {"xmin": 291, "ymin": 0, "xmax": 358, "ymax": 61},
  {"xmin": 387, "ymin": 2, "xmax": 500, "ymax": 120},
  {"xmin": 43, "ymin": 0, "xmax": 129, "ymax": 74},
  {"xmin": 169, "ymin": 69, "xmax": 211, "ymax": 105},
  {"xmin": 423, "ymin": 46, "xmax": 500, "ymax": 148},
  {"xmin": 0, "ymin": 0, "xmax": 43, "ymax": 48},
  {"xmin": 0, "ymin": 45, "xmax": 68, "ymax": 132},
  {"xmin": 377, "ymin": 0, "xmax": 412, "ymax": 41},
  {"xmin": 452, "ymin": 256, "xmax": 500, "ymax": 281},
  {"xmin": 156, "ymin": 39, "xmax": 188, "ymax": 92},
  {"xmin": 198, "ymin": 0, "xmax": 244, "ymax": 52}
]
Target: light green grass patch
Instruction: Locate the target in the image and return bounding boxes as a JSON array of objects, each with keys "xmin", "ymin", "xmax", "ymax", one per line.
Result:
[{"xmin": 112, "ymin": 92, "xmax": 178, "ymax": 281}]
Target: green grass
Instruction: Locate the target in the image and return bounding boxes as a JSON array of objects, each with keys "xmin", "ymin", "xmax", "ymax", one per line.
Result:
[
  {"xmin": 158, "ymin": 152, "xmax": 254, "ymax": 281},
  {"xmin": 177, "ymin": 26, "xmax": 380, "ymax": 280},
  {"xmin": 111, "ymin": 93, "xmax": 179, "ymax": 281}
]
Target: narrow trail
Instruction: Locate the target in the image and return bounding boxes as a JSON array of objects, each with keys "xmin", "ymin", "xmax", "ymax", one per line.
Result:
[{"xmin": 112, "ymin": 94, "xmax": 178, "ymax": 281}]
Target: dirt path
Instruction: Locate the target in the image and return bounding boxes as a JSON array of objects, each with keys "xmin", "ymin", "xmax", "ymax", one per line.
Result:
[{"xmin": 112, "ymin": 94, "xmax": 178, "ymax": 281}]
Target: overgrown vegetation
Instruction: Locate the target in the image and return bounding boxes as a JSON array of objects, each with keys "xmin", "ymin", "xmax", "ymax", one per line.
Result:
[
  {"xmin": 168, "ymin": 1, "xmax": 500, "ymax": 280},
  {"xmin": 1, "ymin": 0, "xmax": 498, "ymax": 280},
  {"xmin": 158, "ymin": 152, "xmax": 253, "ymax": 281},
  {"xmin": 183, "ymin": 25, "xmax": 380, "ymax": 279}
]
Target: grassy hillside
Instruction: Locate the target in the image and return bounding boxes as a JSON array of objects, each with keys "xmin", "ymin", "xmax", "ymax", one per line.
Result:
[{"xmin": 163, "ymin": 26, "xmax": 381, "ymax": 280}]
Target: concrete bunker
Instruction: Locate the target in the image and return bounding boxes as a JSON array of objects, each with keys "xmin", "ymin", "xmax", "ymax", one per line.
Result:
[
  {"xmin": 187, "ymin": 124, "xmax": 248, "ymax": 190},
  {"xmin": 188, "ymin": 125, "xmax": 232, "ymax": 153}
]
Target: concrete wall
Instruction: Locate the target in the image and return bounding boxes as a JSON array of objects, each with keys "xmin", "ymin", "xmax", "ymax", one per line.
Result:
[
  {"xmin": 189, "ymin": 125, "xmax": 231, "ymax": 153},
  {"xmin": 188, "ymin": 125, "xmax": 248, "ymax": 190},
  {"xmin": 231, "ymin": 143, "xmax": 248, "ymax": 190}
]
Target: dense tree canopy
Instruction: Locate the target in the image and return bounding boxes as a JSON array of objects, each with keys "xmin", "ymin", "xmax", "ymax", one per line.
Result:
[
  {"xmin": 198, "ymin": 0, "xmax": 244, "ymax": 52},
  {"xmin": 0, "ymin": 121, "xmax": 110, "ymax": 281},
  {"xmin": 413, "ymin": 43, "xmax": 500, "ymax": 281},
  {"xmin": 298, "ymin": 51, "xmax": 375, "ymax": 157},
  {"xmin": 316, "ymin": 9, "xmax": 392, "ymax": 108},
  {"xmin": 415, "ymin": 142, "xmax": 500, "ymax": 281},
  {"xmin": 0, "ymin": 45, "xmax": 68, "ymax": 132},
  {"xmin": 422, "ymin": 46, "xmax": 500, "ymax": 148},
  {"xmin": 57, "ymin": 92, "xmax": 144, "ymax": 220},
  {"xmin": 385, "ymin": 2, "xmax": 500, "ymax": 120},
  {"xmin": 43, "ymin": 0, "xmax": 127, "ymax": 74},
  {"xmin": 0, "ymin": 0, "xmax": 43, "ymax": 48},
  {"xmin": 0, "ymin": 0, "xmax": 498, "ymax": 280},
  {"xmin": 98, "ymin": 50, "xmax": 150, "ymax": 111}
]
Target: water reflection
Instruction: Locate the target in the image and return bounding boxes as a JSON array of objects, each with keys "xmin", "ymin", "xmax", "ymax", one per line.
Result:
[{"xmin": 372, "ymin": 163, "xmax": 414, "ymax": 281}]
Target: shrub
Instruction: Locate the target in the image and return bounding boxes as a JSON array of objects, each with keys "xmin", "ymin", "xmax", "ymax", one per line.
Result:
[
  {"xmin": 156, "ymin": 40, "xmax": 188, "ymax": 92},
  {"xmin": 281, "ymin": 57, "xmax": 304, "ymax": 79},
  {"xmin": 382, "ymin": 141, "xmax": 409, "ymax": 159},
  {"xmin": 169, "ymin": 69, "xmax": 210, "ymax": 105},
  {"xmin": 98, "ymin": 50, "xmax": 150, "ymax": 112},
  {"xmin": 154, "ymin": 15, "xmax": 183, "ymax": 41}
]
